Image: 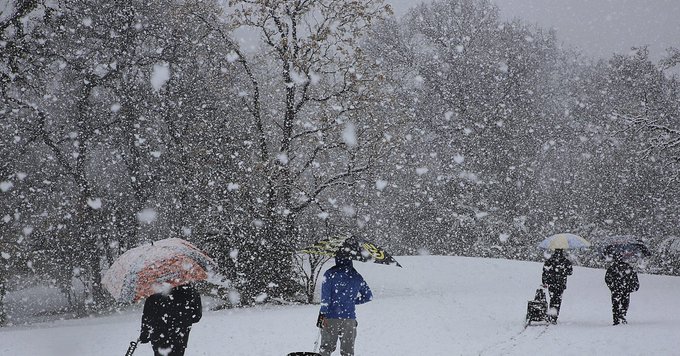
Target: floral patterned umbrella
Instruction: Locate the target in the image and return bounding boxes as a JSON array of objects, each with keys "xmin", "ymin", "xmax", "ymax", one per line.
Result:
[{"xmin": 102, "ymin": 238, "xmax": 215, "ymax": 303}]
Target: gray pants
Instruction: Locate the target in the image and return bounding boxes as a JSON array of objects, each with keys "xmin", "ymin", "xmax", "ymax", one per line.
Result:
[{"xmin": 319, "ymin": 318, "xmax": 358, "ymax": 356}]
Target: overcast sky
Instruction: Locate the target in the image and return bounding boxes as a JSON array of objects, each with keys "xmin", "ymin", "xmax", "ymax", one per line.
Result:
[
  {"xmin": 1, "ymin": 0, "xmax": 677, "ymax": 63},
  {"xmin": 388, "ymin": 0, "xmax": 680, "ymax": 62}
]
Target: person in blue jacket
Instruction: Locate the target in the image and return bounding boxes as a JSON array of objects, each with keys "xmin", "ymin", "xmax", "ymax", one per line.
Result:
[{"xmin": 317, "ymin": 252, "xmax": 373, "ymax": 356}]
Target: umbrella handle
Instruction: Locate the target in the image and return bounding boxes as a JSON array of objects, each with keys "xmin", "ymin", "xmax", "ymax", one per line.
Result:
[{"xmin": 124, "ymin": 339, "xmax": 140, "ymax": 356}]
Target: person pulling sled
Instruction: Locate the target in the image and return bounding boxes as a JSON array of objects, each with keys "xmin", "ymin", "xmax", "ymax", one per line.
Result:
[{"xmin": 541, "ymin": 249, "xmax": 573, "ymax": 324}]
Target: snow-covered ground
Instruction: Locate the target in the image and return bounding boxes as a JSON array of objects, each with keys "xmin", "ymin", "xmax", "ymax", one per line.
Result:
[{"xmin": 1, "ymin": 255, "xmax": 679, "ymax": 356}]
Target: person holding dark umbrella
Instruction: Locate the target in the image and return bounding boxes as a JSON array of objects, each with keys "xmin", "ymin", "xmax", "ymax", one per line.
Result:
[
  {"xmin": 541, "ymin": 248, "xmax": 573, "ymax": 324},
  {"xmin": 316, "ymin": 244, "xmax": 373, "ymax": 356},
  {"xmin": 290, "ymin": 235, "xmax": 398, "ymax": 356},
  {"xmin": 605, "ymin": 252, "xmax": 639, "ymax": 325},
  {"xmin": 139, "ymin": 284, "xmax": 203, "ymax": 356}
]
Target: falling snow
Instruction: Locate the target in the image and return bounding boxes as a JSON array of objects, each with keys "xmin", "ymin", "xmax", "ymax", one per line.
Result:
[
  {"xmin": 1, "ymin": 1, "xmax": 679, "ymax": 353},
  {"xmin": 0, "ymin": 181, "xmax": 14, "ymax": 192},
  {"xmin": 136, "ymin": 208, "xmax": 158, "ymax": 224},
  {"xmin": 150, "ymin": 62, "xmax": 170, "ymax": 91},
  {"xmin": 86, "ymin": 198, "xmax": 102, "ymax": 210},
  {"xmin": 342, "ymin": 122, "xmax": 357, "ymax": 147},
  {"xmin": 415, "ymin": 167, "xmax": 429, "ymax": 176}
]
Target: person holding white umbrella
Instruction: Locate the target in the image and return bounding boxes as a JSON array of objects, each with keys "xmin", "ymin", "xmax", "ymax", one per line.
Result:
[
  {"xmin": 541, "ymin": 249, "xmax": 573, "ymax": 324},
  {"xmin": 538, "ymin": 233, "xmax": 590, "ymax": 324}
]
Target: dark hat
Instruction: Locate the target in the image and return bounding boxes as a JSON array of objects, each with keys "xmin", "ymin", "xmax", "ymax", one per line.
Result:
[{"xmin": 335, "ymin": 237, "xmax": 359, "ymax": 265}]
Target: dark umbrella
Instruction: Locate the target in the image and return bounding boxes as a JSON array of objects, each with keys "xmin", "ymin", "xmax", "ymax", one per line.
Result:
[
  {"xmin": 300, "ymin": 235, "xmax": 402, "ymax": 267},
  {"xmin": 598, "ymin": 235, "xmax": 651, "ymax": 259}
]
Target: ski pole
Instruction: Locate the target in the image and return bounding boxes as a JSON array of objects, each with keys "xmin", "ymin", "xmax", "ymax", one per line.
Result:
[
  {"xmin": 543, "ymin": 285, "xmax": 551, "ymax": 322},
  {"xmin": 313, "ymin": 329, "xmax": 322, "ymax": 353}
]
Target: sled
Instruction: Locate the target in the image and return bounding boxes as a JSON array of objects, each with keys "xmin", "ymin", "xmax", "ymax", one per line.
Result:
[
  {"xmin": 287, "ymin": 329, "xmax": 322, "ymax": 356},
  {"xmin": 524, "ymin": 287, "xmax": 548, "ymax": 327}
]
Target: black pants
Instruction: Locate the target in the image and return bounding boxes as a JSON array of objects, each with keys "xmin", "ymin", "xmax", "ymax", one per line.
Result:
[
  {"xmin": 611, "ymin": 292, "xmax": 630, "ymax": 324},
  {"xmin": 547, "ymin": 288, "xmax": 564, "ymax": 322},
  {"xmin": 151, "ymin": 328, "xmax": 191, "ymax": 356}
]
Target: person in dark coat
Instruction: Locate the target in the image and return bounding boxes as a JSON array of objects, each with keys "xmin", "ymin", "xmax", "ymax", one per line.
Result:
[
  {"xmin": 317, "ymin": 254, "xmax": 373, "ymax": 356},
  {"xmin": 139, "ymin": 284, "xmax": 202, "ymax": 356},
  {"xmin": 541, "ymin": 249, "xmax": 573, "ymax": 324},
  {"xmin": 605, "ymin": 253, "xmax": 639, "ymax": 325}
]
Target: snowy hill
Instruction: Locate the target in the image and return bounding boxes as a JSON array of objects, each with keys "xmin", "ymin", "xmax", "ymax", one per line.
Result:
[{"xmin": 1, "ymin": 256, "xmax": 679, "ymax": 355}]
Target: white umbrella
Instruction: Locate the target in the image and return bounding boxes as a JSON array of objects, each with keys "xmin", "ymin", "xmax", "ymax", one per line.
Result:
[{"xmin": 538, "ymin": 233, "xmax": 591, "ymax": 250}]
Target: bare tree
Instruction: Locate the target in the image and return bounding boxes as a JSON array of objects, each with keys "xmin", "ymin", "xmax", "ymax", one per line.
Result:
[{"xmin": 190, "ymin": 0, "xmax": 395, "ymax": 302}]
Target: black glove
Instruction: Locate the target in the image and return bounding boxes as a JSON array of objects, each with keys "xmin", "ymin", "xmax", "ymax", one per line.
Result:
[
  {"xmin": 139, "ymin": 333, "xmax": 149, "ymax": 344},
  {"xmin": 316, "ymin": 313, "xmax": 326, "ymax": 329}
]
